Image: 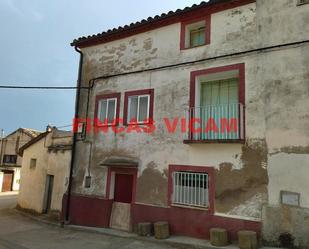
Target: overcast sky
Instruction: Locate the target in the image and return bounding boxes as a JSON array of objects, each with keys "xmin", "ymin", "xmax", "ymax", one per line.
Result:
[{"xmin": 0, "ymin": 0, "xmax": 203, "ymax": 135}]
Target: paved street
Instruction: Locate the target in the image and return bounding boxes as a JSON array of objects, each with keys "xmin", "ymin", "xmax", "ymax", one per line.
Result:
[{"xmin": 0, "ymin": 194, "xmax": 178, "ymax": 249}]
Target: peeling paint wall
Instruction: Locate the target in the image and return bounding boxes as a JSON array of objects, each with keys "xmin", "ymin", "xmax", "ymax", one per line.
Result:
[{"xmin": 72, "ymin": 0, "xmax": 309, "ymax": 235}]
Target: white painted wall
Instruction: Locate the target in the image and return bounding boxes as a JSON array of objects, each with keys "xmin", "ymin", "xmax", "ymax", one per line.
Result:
[{"xmin": 268, "ymin": 153, "xmax": 309, "ymax": 208}]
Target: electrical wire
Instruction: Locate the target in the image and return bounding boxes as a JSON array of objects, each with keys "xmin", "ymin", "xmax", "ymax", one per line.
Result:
[
  {"xmin": 0, "ymin": 86, "xmax": 89, "ymax": 90},
  {"xmin": 56, "ymin": 124, "xmax": 72, "ymax": 129}
]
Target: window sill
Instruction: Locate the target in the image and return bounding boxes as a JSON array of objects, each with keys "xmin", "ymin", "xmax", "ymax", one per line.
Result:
[
  {"xmin": 171, "ymin": 204, "xmax": 209, "ymax": 211},
  {"xmin": 95, "ymin": 124, "xmax": 119, "ymax": 128},
  {"xmin": 181, "ymin": 43, "xmax": 208, "ymax": 50},
  {"xmin": 124, "ymin": 122, "xmax": 153, "ymax": 126},
  {"xmin": 183, "ymin": 139, "xmax": 245, "ymax": 144}
]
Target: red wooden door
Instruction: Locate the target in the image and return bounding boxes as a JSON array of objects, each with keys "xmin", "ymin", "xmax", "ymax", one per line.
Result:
[
  {"xmin": 2, "ymin": 171, "xmax": 13, "ymax": 192},
  {"xmin": 114, "ymin": 174, "xmax": 133, "ymax": 203}
]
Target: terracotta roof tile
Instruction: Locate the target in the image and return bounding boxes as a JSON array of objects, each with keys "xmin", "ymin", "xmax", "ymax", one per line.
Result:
[{"xmin": 71, "ymin": 0, "xmax": 231, "ymax": 47}]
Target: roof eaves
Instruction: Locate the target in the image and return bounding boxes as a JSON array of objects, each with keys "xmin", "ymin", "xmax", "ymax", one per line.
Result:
[
  {"xmin": 71, "ymin": 0, "xmax": 231, "ymax": 47},
  {"xmin": 18, "ymin": 132, "xmax": 49, "ymax": 156}
]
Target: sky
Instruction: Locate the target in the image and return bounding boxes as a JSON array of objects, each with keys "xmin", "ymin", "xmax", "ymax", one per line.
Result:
[{"xmin": 0, "ymin": 0, "xmax": 203, "ymax": 135}]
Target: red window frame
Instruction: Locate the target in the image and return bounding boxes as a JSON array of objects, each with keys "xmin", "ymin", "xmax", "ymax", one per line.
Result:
[
  {"xmin": 123, "ymin": 89, "xmax": 154, "ymax": 125},
  {"xmin": 189, "ymin": 63, "xmax": 246, "ymax": 141},
  {"xmin": 190, "ymin": 63, "xmax": 245, "ymax": 107},
  {"xmin": 180, "ymin": 15, "xmax": 211, "ymax": 50},
  {"xmin": 94, "ymin": 93, "xmax": 121, "ymax": 126},
  {"xmin": 168, "ymin": 164, "xmax": 215, "ymax": 214}
]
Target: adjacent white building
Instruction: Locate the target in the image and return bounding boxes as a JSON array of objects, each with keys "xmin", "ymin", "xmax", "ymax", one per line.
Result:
[{"xmin": 18, "ymin": 128, "xmax": 72, "ymax": 216}]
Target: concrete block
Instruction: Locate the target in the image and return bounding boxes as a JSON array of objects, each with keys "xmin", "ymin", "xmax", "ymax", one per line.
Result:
[
  {"xmin": 238, "ymin": 230, "xmax": 258, "ymax": 249},
  {"xmin": 210, "ymin": 228, "xmax": 228, "ymax": 246},
  {"xmin": 138, "ymin": 222, "xmax": 152, "ymax": 236},
  {"xmin": 154, "ymin": 221, "xmax": 170, "ymax": 239}
]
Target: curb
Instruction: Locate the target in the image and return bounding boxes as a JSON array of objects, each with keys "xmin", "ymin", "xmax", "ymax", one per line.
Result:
[
  {"xmin": 14, "ymin": 209, "xmax": 223, "ymax": 249},
  {"xmin": 14, "ymin": 209, "xmax": 61, "ymax": 228},
  {"xmin": 66, "ymin": 225, "xmax": 222, "ymax": 249},
  {"xmin": 13, "ymin": 209, "xmax": 280, "ymax": 249}
]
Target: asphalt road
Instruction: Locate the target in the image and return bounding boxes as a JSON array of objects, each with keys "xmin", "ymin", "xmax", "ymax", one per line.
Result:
[{"xmin": 0, "ymin": 193, "xmax": 178, "ymax": 249}]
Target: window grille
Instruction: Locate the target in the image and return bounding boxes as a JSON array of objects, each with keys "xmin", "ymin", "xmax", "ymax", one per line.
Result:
[{"xmin": 172, "ymin": 171, "xmax": 209, "ymax": 208}]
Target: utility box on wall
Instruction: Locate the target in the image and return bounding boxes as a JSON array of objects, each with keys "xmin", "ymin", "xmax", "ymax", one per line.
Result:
[{"xmin": 280, "ymin": 191, "xmax": 300, "ymax": 207}]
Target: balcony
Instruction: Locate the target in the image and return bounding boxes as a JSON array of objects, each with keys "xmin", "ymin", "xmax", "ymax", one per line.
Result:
[{"xmin": 183, "ymin": 103, "xmax": 244, "ymax": 143}]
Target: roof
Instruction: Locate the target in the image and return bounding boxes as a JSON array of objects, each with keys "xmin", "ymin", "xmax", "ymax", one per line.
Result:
[
  {"xmin": 18, "ymin": 132, "xmax": 49, "ymax": 156},
  {"xmin": 18, "ymin": 129, "xmax": 73, "ymax": 156},
  {"xmin": 20, "ymin": 128, "xmax": 42, "ymax": 138},
  {"xmin": 71, "ymin": 0, "xmax": 251, "ymax": 48},
  {"xmin": 5, "ymin": 128, "xmax": 42, "ymax": 139}
]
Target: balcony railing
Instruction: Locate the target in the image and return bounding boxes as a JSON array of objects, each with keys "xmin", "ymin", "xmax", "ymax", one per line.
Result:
[{"xmin": 184, "ymin": 103, "xmax": 244, "ymax": 142}]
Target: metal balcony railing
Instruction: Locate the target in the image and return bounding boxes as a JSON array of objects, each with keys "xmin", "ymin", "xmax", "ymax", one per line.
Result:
[{"xmin": 184, "ymin": 103, "xmax": 244, "ymax": 142}]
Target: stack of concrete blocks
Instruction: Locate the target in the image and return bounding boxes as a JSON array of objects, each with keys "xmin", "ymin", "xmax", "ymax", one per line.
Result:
[
  {"xmin": 137, "ymin": 222, "xmax": 152, "ymax": 236},
  {"xmin": 210, "ymin": 228, "xmax": 229, "ymax": 246},
  {"xmin": 154, "ymin": 221, "xmax": 170, "ymax": 239},
  {"xmin": 238, "ymin": 231, "xmax": 258, "ymax": 249}
]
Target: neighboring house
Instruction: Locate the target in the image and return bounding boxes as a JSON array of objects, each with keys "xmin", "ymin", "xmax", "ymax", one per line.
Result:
[
  {"xmin": 0, "ymin": 128, "xmax": 41, "ymax": 192},
  {"xmin": 66, "ymin": 0, "xmax": 309, "ymax": 246},
  {"xmin": 18, "ymin": 128, "xmax": 72, "ymax": 216}
]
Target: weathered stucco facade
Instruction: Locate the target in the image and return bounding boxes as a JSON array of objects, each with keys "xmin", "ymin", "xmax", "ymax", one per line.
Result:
[
  {"xmin": 67, "ymin": 0, "xmax": 309, "ymax": 246},
  {"xmin": 18, "ymin": 129, "xmax": 72, "ymax": 216}
]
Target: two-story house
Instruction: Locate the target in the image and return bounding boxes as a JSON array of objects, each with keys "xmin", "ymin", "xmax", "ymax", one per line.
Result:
[
  {"xmin": 0, "ymin": 128, "xmax": 41, "ymax": 192},
  {"xmin": 64, "ymin": 0, "xmax": 309, "ymax": 246}
]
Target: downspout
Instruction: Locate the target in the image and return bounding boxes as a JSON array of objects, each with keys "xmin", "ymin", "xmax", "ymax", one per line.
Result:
[
  {"xmin": 0, "ymin": 129, "xmax": 4, "ymax": 165},
  {"xmin": 65, "ymin": 46, "xmax": 84, "ymax": 223}
]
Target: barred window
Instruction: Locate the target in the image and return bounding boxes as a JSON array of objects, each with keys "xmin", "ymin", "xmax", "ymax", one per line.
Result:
[{"xmin": 172, "ymin": 171, "xmax": 209, "ymax": 208}]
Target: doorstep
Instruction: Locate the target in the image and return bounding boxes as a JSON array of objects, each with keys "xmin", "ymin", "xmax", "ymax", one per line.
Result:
[{"xmin": 67, "ymin": 225, "xmax": 280, "ymax": 249}]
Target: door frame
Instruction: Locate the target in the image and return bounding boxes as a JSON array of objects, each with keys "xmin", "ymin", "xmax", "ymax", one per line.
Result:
[
  {"xmin": 1, "ymin": 170, "xmax": 14, "ymax": 192},
  {"xmin": 42, "ymin": 174, "xmax": 54, "ymax": 214},
  {"xmin": 105, "ymin": 167, "xmax": 137, "ymax": 204}
]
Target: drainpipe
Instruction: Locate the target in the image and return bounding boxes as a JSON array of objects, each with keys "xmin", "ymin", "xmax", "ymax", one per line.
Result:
[
  {"xmin": 0, "ymin": 129, "xmax": 4, "ymax": 165},
  {"xmin": 65, "ymin": 46, "xmax": 84, "ymax": 223}
]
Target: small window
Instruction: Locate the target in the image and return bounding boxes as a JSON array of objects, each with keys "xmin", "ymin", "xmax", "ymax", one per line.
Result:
[
  {"xmin": 95, "ymin": 93, "xmax": 120, "ymax": 126},
  {"xmin": 172, "ymin": 171, "xmax": 209, "ymax": 208},
  {"xmin": 180, "ymin": 17, "xmax": 210, "ymax": 50},
  {"xmin": 190, "ymin": 26, "xmax": 206, "ymax": 47},
  {"xmin": 3, "ymin": 155, "xmax": 17, "ymax": 164},
  {"xmin": 128, "ymin": 95, "xmax": 150, "ymax": 124},
  {"xmin": 30, "ymin": 158, "xmax": 37, "ymax": 169}
]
